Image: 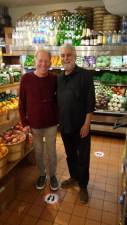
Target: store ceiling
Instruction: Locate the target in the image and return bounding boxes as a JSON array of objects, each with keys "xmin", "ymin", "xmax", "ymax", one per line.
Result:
[{"xmin": 0, "ymin": 0, "xmax": 96, "ymax": 8}]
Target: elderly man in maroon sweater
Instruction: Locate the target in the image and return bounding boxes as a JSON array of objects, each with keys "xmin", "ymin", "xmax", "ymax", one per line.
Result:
[{"xmin": 19, "ymin": 49, "xmax": 59, "ymax": 190}]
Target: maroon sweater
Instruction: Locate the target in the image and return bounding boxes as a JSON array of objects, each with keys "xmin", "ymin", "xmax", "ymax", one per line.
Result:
[{"xmin": 19, "ymin": 72, "xmax": 58, "ymax": 128}]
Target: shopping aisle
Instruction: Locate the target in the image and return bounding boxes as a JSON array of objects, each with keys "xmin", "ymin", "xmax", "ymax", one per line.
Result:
[{"xmin": 0, "ymin": 134, "xmax": 125, "ymax": 225}]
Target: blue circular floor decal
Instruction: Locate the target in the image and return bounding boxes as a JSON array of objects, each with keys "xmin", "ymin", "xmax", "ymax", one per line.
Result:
[{"xmin": 44, "ymin": 193, "xmax": 59, "ymax": 204}]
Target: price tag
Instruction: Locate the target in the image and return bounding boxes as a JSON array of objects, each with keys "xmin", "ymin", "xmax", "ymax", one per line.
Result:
[
  {"xmin": 6, "ymin": 89, "xmax": 11, "ymax": 94},
  {"xmin": 11, "ymin": 90, "xmax": 17, "ymax": 95},
  {"xmin": 121, "ymin": 69, "xmax": 127, "ymax": 72},
  {"xmin": 95, "ymin": 68, "xmax": 100, "ymax": 71},
  {"xmin": 110, "ymin": 68, "xmax": 119, "ymax": 72}
]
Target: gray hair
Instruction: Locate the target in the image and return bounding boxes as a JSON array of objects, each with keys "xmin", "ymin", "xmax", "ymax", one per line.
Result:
[
  {"xmin": 35, "ymin": 48, "xmax": 51, "ymax": 59},
  {"xmin": 60, "ymin": 44, "xmax": 76, "ymax": 56}
]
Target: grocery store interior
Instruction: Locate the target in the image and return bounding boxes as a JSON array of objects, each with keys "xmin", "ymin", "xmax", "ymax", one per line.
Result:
[{"xmin": 0, "ymin": 0, "xmax": 127, "ymax": 225}]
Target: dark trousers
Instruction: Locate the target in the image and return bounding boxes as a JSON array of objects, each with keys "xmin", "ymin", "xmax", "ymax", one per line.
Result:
[{"xmin": 61, "ymin": 131, "xmax": 91, "ymax": 188}]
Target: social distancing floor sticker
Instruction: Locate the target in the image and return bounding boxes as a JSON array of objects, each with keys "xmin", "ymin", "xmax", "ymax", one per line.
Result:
[
  {"xmin": 95, "ymin": 151, "xmax": 104, "ymax": 158},
  {"xmin": 44, "ymin": 193, "xmax": 59, "ymax": 204}
]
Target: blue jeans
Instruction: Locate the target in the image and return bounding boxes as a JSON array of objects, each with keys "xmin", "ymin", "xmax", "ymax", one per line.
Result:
[{"xmin": 32, "ymin": 125, "xmax": 57, "ymax": 177}]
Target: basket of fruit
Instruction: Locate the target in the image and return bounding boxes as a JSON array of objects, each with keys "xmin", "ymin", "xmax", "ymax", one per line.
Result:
[
  {"xmin": 0, "ymin": 139, "xmax": 8, "ymax": 177},
  {"xmin": 3, "ymin": 130, "xmax": 26, "ymax": 162},
  {"xmin": 0, "ymin": 101, "xmax": 8, "ymax": 122}
]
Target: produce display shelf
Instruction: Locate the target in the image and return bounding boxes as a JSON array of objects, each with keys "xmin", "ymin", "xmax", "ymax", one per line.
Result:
[
  {"xmin": 92, "ymin": 113, "xmax": 124, "ymax": 125},
  {"xmin": 94, "ymin": 110, "xmax": 127, "ymax": 116},
  {"xmin": 0, "ymin": 147, "xmax": 33, "ymax": 179},
  {"xmin": 2, "ymin": 53, "xmax": 21, "ymax": 57},
  {"xmin": 94, "ymin": 82, "xmax": 127, "ymax": 87},
  {"xmin": 91, "ymin": 123, "xmax": 126, "ymax": 137},
  {"xmin": 0, "ymin": 82, "xmax": 19, "ymax": 93},
  {"xmin": 87, "ymin": 68, "xmax": 127, "ymax": 72}
]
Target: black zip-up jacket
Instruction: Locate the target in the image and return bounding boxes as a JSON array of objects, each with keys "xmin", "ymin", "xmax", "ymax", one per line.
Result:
[{"xmin": 57, "ymin": 65, "xmax": 95, "ymax": 133}]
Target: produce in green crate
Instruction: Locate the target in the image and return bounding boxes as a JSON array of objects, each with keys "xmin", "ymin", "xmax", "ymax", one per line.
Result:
[
  {"xmin": 96, "ymin": 56, "xmax": 110, "ymax": 68},
  {"xmin": 24, "ymin": 55, "xmax": 35, "ymax": 67}
]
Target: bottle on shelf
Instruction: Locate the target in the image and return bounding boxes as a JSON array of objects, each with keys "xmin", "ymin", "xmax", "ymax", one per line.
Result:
[
  {"xmin": 117, "ymin": 30, "xmax": 122, "ymax": 45},
  {"xmin": 97, "ymin": 31, "xmax": 103, "ymax": 45},
  {"xmin": 102, "ymin": 31, "xmax": 107, "ymax": 45},
  {"xmin": 93, "ymin": 31, "xmax": 98, "ymax": 46},
  {"xmin": 112, "ymin": 30, "xmax": 118, "ymax": 45},
  {"xmin": 106, "ymin": 31, "xmax": 112, "ymax": 45},
  {"xmin": 89, "ymin": 30, "xmax": 94, "ymax": 46}
]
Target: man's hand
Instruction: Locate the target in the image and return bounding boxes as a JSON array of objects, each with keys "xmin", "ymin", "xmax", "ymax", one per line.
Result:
[{"xmin": 80, "ymin": 124, "xmax": 90, "ymax": 138}]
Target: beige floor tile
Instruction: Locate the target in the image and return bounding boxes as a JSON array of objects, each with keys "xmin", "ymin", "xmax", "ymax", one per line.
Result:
[
  {"xmin": 64, "ymin": 192, "xmax": 78, "ymax": 204},
  {"xmin": 104, "ymin": 191, "xmax": 117, "ymax": 203},
  {"xmin": 39, "ymin": 208, "xmax": 57, "ymax": 222},
  {"xmin": 59, "ymin": 202, "xmax": 74, "ymax": 214},
  {"xmin": 85, "ymin": 219, "xmax": 101, "ymax": 225},
  {"xmin": 20, "ymin": 215, "xmax": 38, "ymax": 225},
  {"xmin": 103, "ymin": 201, "xmax": 118, "ymax": 214},
  {"xmin": 92, "ymin": 190, "xmax": 105, "ymax": 200},
  {"xmin": 69, "ymin": 215, "xmax": 84, "ymax": 225},
  {"xmin": 36, "ymin": 220, "xmax": 52, "ymax": 225},
  {"xmin": 87, "ymin": 208, "xmax": 102, "ymax": 222},
  {"xmin": 0, "ymin": 135, "xmax": 124, "ymax": 225},
  {"xmin": 88, "ymin": 198, "xmax": 103, "ymax": 210},
  {"xmin": 55, "ymin": 212, "xmax": 71, "ymax": 225},
  {"xmin": 7, "ymin": 211, "xmax": 24, "ymax": 225},
  {"xmin": 27, "ymin": 205, "xmax": 43, "ymax": 218},
  {"xmin": 72, "ymin": 205, "xmax": 88, "ymax": 217},
  {"xmin": 102, "ymin": 212, "xmax": 118, "ymax": 225}
]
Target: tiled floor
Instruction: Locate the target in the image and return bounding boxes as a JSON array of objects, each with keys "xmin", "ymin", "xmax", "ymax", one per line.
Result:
[{"xmin": 0, "ymin": 134, "xmax": 125, "ymax": 225}]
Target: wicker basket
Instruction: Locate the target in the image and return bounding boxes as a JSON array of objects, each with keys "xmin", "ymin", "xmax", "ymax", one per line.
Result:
[
  {"xmin": 0, "ymin": 111, "xmax": 8, "ymax": 123},
  {"xmin": 0, "ymin": 148, "xmax": 8, "ymax": 178},
  {"xmin": 8, "ymin": 109, "xmax": 19, "ymax": 121},
  {"xmin": 6, "ymin": 133, "xmax": 26, "ymax": 162}
]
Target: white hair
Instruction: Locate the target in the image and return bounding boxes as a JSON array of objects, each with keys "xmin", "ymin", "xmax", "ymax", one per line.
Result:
[{"xmin": 60, "ymin": 44, "xmax": 76, "ymax": 56}]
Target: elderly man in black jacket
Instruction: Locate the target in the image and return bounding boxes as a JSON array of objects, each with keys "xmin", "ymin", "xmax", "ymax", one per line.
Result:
[{"xmin": 57, "ymin": 44, "xmax": 95, "ymax": 203}]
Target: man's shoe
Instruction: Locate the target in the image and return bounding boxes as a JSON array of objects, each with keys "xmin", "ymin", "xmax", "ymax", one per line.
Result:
[
  {"xmin": 61, "ymin": 177, "xmax": 78, "ymax": 189},
  {"xmin": 50, "ymin": 175, "xmax": 59, "ymax": 191},
  {"xmin": 36, "ymin": 175, "xmax": 47, "ymax": 190},
  {"xmin": 79, "ymin": 188, "xmax": 89, "ymax": 203}
]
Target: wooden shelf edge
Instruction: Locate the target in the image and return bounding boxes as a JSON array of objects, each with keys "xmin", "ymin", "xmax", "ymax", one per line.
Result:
[
  {"xmin": 0, "ymin": 82, "xmax": 19, "ymax": 92},
  {"xmin": 0, "ymin": 147, "xmax": 33, "ymax": 179}
]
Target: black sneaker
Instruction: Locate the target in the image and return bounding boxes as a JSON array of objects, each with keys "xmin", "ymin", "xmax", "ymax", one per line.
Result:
[
  {"xmin": 36, "ymin": 175, "xmax": 47, "ymax": 190},
  {"xmin": 50, "ymin": 176, "xmax": 59, "ymax": 191}
]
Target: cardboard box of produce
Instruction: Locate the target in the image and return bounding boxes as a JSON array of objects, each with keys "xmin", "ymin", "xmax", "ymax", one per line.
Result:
[{"xmin": 0, "ymin": 176, "xmax": 15, "ymax": 212}]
